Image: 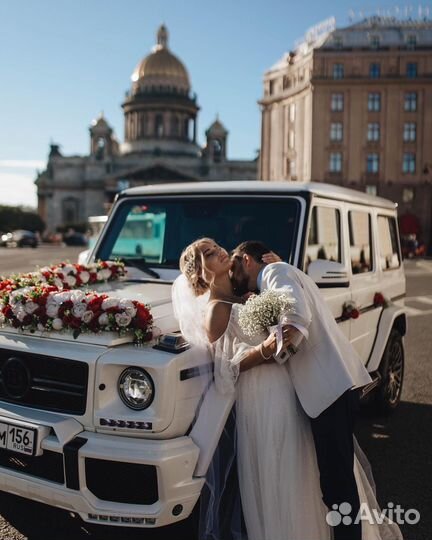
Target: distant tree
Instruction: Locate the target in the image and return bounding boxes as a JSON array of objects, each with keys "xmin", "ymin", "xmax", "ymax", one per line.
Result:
[{"xmin": 0, "ymin": 205, "xmax": 45, "ymax": 233}]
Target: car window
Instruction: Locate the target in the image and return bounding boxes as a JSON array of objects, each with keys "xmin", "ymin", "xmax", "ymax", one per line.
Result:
[
  {"xmin": 305, "ymin": 206, "xmax": 341, "ymax": 272},
  {"xmin": 97, "ymin": 197, "xmax": 302, "ymax": 267},
  {"xmin": 377, "ymin": 215, "xmax": 401, "ymax": 270},
  {"xmin": 349, "ymin": 211, "xmax": 373, "ymax": 274}
]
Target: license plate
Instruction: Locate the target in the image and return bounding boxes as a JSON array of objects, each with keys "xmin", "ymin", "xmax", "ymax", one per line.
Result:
[{"xmin": 0, "ymin": 421, "xmax": 36, "ymax": 456}]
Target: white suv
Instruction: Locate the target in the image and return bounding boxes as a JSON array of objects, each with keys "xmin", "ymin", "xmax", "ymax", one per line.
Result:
[{"xmin": 0, "ymin": 182, "xmax": 406, "ymax": 530}]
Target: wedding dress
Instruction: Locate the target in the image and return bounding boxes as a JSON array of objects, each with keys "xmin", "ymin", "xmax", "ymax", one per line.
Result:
[{"xmin": 211, "ymin": 301, "xmax": 403, "ymax": 540}]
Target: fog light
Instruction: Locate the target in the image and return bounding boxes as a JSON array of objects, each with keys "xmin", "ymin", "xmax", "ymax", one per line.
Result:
[{"xmin": 172, "ymin": 504, "xmax": 183, "ymax": 516}]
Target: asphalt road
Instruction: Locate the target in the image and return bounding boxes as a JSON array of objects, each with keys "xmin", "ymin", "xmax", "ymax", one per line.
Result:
[{"xmin": 0, "ymin": 249, "xmax": 430, "ymax": 539}]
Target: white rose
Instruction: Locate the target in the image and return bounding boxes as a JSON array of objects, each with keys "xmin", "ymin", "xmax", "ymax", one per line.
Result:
[
  {"xmin": 119, "ymin": 299, "xmax": 137, "ymax": 318},
  {"xmin": 62, "ymin": 264, "xmax": 76, "ymax": 275},
  {"xmin": 53, "ymin": 277, "xmax": 64, "ymax": 289},
  {"xmin": 40, "ymin": 266, "xmax": 51, "ymax": 273},
  {"xmin": 0, "ymin": 312, "xmax": 5, "ymax": 325},
  {"xmin": 37, "ymin": 323, "xmax": 45, "ymax": 331},
  {"xmin": 82, "ymin": 310, "xmax": 94, "ymax": 324},
  {"xmin": 16, "ymin": 309, "xmax": 27, "ymax": 322},
  {"xmin": 97, "ymin": 268, "xmax": 112, "ymax": 280},
  {"xmin": 72, "ymin": 303, "xmax": 87, "ymax": 319},
  {"xmin": 65, "ymin": 275, "xmax": 77, "ymax": 287},
  {"xmin": 24, "ymin": 301, "xmax": 39, "ymax": 315},
  {"xmin": 46, "ymin": 303, "xmax": 59, "ymax": 318},
  {"xmin": 79, "ymin": 271, "xmax": 90, "ymax": 284},
  {"xmin": 52, "ymin": 318, "xmax": 63, "ymax": 331},
  {"xmin": 71, "ymin": 290, "xmax": 85, "ymax": 303},
  {"xmin": 115, "ymin": 312, "xmax": 132, "ymax": 328},
  {"xmin": 101, "ymin": 298, "xmax": 119, "ymax": 311},
  {"xmin": 55, "ymin": 291, "xmax": 72, "ymax": 303},
  {"xmin": 98, "ymin": 313, "xmax": 109, "ymax": 326}
]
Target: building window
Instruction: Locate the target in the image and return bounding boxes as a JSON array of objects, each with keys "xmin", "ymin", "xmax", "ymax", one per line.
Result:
[
  {"xmin": 330, "ymin": 123, "xmax": 343, "ymax": 142},
  {"xmin": 403, "ymin": 122, "xmax": 416, "ymax": 142},
  {"xmin": 402, "ymin": 153, "xmax": 416, "ymax": 174},
  {"xmin": 370, "ymin": 35, "xmax": 380, "ymax": 49},
  {"xmin": 377, "ymin": 216, "xmax": 401, "ymax": 270},
  {"xmin": 368, "ymin": 93, "xmax": 381, "ymax": 112},
  {"xmin": 367, "ymin": 154, "xmax": 380, "ymax": 174},
  {"xmin": 365, "ymin": 185, "xmax": 377, "ymax": 196},
  {"xmin": 333, "ymin": 63, "xmax": 344, "ymax": 79},
  {"xmin": 367, "ymin": 123, "xmax": 380, "ymax": 142},
  {"xmin": 402, "ymin": 187, "xmax": 415, "ymax": 202},
  {"xmin": 349, "ymin": 211, "xmax": 373, "ymax": 273},
  {"xmin": 155, "ymin": 114, "xmax": 164, "ymax": 138},
  {"xmin": 406, "ymin": 62, "xmax": 418, "ymax": 78},
  {"xmin": 329, "ymin": 152, "xmax": 342, "ymax": 173},
  {"xmin": 404, "ymin": 92, "xmax": 417, "ymax": 112},
  {"xmin": 289, "ymin": 103, "xmax": 296, "ymax": 122},
  {"xmin": 369, "ymin": 63, "xmax": 381, "ymax": 78},
  {"xmin": 334, "ymin": 36, "xmax": 343, "ymax": 49},
  {"xmin": 306, "ymin": 206, "xmax": 341, "ymax": 271},
  {"xmin": 288, "ymin": 130, "xmax": 295, "ymax": 149},
  {"xmin": 331, "ymin": 93, "xmax": 344, "ymax": 112},
  {"xmin": 406, "ymin": 34, "xmax": 417, "ymax": 50},
  {"xmin": 62, "ymin": 198, "xmax": 79, "ymax": 225},
  {"xmin": 269, "ymin": 80, "xmax": 274, "ymax": 95},
  {"xmin": 289, "ymin": 159, "xmax": 297, "ymax": 177},
  {"xmin": 283, "ymin": 76, "xmax": 291, "ymax": 90}
]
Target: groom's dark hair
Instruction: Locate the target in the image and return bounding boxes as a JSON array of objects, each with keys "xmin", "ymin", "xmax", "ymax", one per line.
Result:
[{"xmin": 231, "ymin": 240, "xmax": 272, "ymax": 264}]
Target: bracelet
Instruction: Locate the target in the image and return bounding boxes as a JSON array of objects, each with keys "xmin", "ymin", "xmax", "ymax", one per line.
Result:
[{"xmin": 258, "ymin": 343, "xmax": 273, "ymax": 360}]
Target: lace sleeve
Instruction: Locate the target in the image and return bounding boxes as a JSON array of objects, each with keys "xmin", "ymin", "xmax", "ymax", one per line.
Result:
[{"xmin": 212, "ymin": 332, "xmax": 253, "ymax": 395}]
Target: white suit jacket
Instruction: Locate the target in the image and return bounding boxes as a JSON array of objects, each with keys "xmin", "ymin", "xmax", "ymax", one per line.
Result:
[{"xmin": 260, "ymin": 262, "xmax": 372, "ymax": 418}]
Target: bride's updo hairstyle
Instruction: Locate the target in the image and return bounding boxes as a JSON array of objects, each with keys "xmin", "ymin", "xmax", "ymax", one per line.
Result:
[{"xmin": 179, "ymin": 238, "xmax": 214, "ymax": 296}]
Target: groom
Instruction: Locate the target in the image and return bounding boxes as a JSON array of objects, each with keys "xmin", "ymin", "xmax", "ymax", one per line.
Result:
[{"xmin": 230, "ymin": 240, "xmax": 372, "ymax": 540}]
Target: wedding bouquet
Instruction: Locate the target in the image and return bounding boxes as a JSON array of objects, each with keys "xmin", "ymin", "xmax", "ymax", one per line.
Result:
[{"xmin": 238, "ymin": 289, "xmax": 300, "ymax": 362}]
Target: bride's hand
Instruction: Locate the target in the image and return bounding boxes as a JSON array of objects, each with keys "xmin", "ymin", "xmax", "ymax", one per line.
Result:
[{"xmin": 262, "ymin": 251, "xmax": 282, "ymax": 264}]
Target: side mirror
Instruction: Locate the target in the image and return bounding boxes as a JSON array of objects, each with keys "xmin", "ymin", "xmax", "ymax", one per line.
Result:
[{"xmin": 307, "ymin": 260, "xmax": 350, "ymax": 288}]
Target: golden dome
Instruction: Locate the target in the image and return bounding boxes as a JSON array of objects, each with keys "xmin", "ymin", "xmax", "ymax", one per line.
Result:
[{"xmin": 131, "ymin": 25, "xmax": 190, "ymax": 93}]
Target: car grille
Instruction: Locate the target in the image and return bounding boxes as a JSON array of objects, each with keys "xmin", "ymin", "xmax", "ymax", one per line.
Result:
[
  {"xmin": 0, "ymin": 350, "xmax": 88, "ymax": 415},
  {"xmin": 0, "ymin": 448, "xmax": 64, "ymax": 484}
]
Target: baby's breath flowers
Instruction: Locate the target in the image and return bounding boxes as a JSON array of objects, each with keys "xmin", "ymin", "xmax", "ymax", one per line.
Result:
[{"xmin": 238, "ymin": 289, "xmax": 297, "ymax": 338}]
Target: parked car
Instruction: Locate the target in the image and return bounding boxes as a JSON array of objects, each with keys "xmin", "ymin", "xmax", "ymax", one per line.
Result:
[
  {"xmin": 1, "ymin": 229, "xmax": 38, "ymax": 248},
  {"xmin": 63, "ymin": 231, "xmax": 88, "ymax": 247},
  {"xmin": 0, "ymin": 182, "xmax": 406, "ymax": 531}
]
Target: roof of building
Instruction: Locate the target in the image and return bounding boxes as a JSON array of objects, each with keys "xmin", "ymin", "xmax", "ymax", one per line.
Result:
[
  {"xmin": 131, "ymin": 25, "xmax": 190, "ymax": 92},
  {"xmin": 120, "ymin": 181, "xmax": 396, "ymax": 209}
]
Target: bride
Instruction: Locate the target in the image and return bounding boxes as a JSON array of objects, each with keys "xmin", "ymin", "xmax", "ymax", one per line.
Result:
[{"xmin": 173, "ymin": 237, "xmax": 403, "ymax": 540}]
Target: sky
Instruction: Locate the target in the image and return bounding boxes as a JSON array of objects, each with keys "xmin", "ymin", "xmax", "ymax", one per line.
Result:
[{"xmin": 0, "ymin": 0, "xmax": 416, "ymax": 208}]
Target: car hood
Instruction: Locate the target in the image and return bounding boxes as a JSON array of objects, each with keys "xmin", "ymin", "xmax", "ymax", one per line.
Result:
[{"xmin": 91, "ymin": 279, "xmax": 178, "ymax": 336}]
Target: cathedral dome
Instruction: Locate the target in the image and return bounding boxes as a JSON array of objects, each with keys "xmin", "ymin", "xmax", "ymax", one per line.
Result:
[{"xmin": 131, "ymin": 25, "xmax": 190, "ymax": 93}]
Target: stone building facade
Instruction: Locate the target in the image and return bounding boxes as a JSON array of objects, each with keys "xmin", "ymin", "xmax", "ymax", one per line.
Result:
[
  {"xmin": 36, "ymin": 26, "xmax": 257, "ymax": 233},
  {"xmin": 260, "ymin": 16, "xmax": 432, "ymax": 251}
]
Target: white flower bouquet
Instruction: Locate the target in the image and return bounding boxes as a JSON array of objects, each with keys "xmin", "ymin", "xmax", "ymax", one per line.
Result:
[{"xmin": 238, "ymin": 289, "xmax": 301, "ymax": 363}]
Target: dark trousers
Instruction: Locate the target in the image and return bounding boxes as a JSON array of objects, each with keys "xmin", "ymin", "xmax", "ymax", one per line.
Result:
[{"xmin": 310, "ymin": 389, "xmax": 361, "ymax": 540}]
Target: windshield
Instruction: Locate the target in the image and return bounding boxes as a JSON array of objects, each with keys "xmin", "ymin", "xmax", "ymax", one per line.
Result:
[{"xmin": 96, "ymin": 197, "xmax": 302, "ymax": 267}]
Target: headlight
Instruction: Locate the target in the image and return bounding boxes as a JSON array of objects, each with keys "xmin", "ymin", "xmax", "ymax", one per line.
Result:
[{"xmin": 118, "ymin": 367, "xmax": 154, "ymax": 410}]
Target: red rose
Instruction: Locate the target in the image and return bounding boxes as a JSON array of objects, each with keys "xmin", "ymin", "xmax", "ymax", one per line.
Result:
[
  {"xmin": 350, "ymin": 309, "xmax": 360, "ymax": 319},
  {"xmin": 2, "ymin": 305, "xmax": 13, "ymax": 319},
  {"xmin": 373, "ymin": 293, "xmax": 385, "ymax": 307},
  {"xmin": 88, "ymin": 296, "xmax": 104, "ymax": 312}
]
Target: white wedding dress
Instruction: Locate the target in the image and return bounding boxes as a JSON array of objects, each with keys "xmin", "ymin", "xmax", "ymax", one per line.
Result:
[{"xmin": 212, "ymin": 302, "xmax": 403, "ymax": 540}]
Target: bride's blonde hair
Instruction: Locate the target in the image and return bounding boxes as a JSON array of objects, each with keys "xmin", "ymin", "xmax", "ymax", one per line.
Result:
[{"xmin": 179, "ymin": 237, "xmax": 215, "ymax": 296}]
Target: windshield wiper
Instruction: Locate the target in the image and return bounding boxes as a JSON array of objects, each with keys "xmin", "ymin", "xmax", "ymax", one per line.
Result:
[{"xmin": 119, "ymin": 258, "xmax": 161, "ymax": 279}]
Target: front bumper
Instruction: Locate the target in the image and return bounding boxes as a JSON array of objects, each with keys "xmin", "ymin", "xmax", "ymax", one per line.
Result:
[{"xmin": 0, "ymin": 405, "xmax": 204, "ymax": 527}]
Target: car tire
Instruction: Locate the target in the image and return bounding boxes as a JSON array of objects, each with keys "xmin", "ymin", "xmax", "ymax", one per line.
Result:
[{"xmin": 374, "ymin": 329, "xmax": 404, "ymax": 414}]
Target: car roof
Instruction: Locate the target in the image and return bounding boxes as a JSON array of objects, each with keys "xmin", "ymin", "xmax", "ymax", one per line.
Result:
[{"xmin": 120, "ymin": 181, "xmax": 396, "ymax": 210}]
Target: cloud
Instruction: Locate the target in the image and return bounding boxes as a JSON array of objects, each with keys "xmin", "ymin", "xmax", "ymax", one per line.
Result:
[
  {"xmin": 0, "ymin": 160, "xmax": 45, "ymax": 169},
  {"xmin": 0, "ymin": 170, "xmax": 38, "ymax": 208}
]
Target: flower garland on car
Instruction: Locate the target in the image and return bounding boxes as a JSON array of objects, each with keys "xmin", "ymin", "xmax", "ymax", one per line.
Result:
[{"xmin": 0, "ymin": 262, "xmax": 153, "ymax": 344}]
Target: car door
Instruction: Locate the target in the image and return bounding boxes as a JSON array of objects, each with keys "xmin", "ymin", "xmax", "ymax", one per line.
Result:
[
  {"xmin": 347, "ymin": 206, "xmax": 381, "ymax": 363},
  {"xmin": 303, "ymin": 199, "xmax": 351, "ymax": 341}
]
